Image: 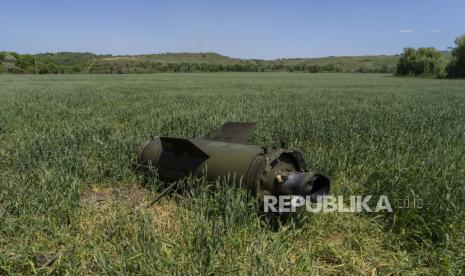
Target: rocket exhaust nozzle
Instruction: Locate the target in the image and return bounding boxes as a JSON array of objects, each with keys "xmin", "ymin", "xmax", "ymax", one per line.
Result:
[{"xmin": 278, "ymin": 172, "xmax": 330, "ymax": 202}]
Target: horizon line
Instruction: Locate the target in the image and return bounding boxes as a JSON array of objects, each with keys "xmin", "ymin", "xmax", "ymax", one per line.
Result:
[{"xmin": 0, "ymin": 50, "xmax": 413, "ymax": 61}]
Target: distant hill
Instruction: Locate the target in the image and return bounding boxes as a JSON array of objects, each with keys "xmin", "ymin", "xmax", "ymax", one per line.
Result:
[
  {"xmin": 270, "ymin": 55, "xmax": 400, "ymax": 72},
  {"xmin": 0, "ymin": 51, "xmax": 403, "ymax": 74},
  {"xmin": 99, "ymin": 52, "xmax": 239, "ymax": 64}
]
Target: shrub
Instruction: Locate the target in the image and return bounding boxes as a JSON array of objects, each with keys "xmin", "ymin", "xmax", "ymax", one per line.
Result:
[{"xmin": 71, "ymin": 66, "xmax": 81, "ymax": 73}]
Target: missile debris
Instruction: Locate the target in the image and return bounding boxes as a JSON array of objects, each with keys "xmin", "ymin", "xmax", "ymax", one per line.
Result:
[{"xmin": 137, "ymin": 122, "xmax": 329, "ymax": 201}]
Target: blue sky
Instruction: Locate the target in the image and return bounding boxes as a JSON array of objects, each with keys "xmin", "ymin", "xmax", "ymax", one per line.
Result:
[{"xmin": 1, "ymin": 0, "xmax": 464, "ymax": 59}]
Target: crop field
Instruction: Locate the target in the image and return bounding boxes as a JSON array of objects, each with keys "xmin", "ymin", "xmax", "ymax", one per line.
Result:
[{"xmin": 0, "ymin": 73, "xmax": 464, "ymax": 274}]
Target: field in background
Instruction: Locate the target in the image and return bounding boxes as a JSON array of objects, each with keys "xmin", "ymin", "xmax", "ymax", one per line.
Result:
[{"xmin": 0, "ymin": 73, "xmax": 464, "ymax": 274}]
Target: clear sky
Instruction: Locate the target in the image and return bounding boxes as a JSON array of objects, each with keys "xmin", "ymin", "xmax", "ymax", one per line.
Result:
[{"xmin": 1, "ymin": 0, "xmax": 464, "ymax": 59}]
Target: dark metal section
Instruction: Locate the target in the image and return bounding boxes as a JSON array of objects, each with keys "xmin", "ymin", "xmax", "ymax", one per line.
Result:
[
  {"xmin": 283, "ymin": 151, "xmax": 307, "ymax": 172},
  {"xmin": 205, "ymin": 122, "xmax": 256, "ymax": 144},
  {"xmin": 157, "ymin": 137, "xmax": 209, "ymax": 181},
  {"xmin": 245, "ymin": 155, "xmax": 267, "ymax": 194},
  {"xmin": 303, "ymin": 174, "xmax": 331, "ymax": 202},
  {"xmin": 278, "ymin": 173, "xmax": 310, "ymax": 195},
  {"xmin": 278, "ymin": 172, "xmax": 330, "ymax": 202}
]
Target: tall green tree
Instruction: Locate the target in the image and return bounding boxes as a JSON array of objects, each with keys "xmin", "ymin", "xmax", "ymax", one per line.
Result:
[
  {"xmin": 396, "ymin": 47, "xmax": 445, "ymax": 77},
  {"xmin": 447, "ymin": 34, "xmax": 465, "ymax": 78}
]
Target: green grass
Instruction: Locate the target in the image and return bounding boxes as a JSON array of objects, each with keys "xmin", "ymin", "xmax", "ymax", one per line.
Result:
[{"xmin": 0, "ymin": 73, "xmax": 464, "ymax": 274}]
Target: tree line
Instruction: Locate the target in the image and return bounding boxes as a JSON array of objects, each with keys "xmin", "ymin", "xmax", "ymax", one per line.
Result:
[
  {"xmin": 0, "ymin": 52, "xmax": 394, "ymax": 74},
  {"xmin": 3, "ymin": 35, "xmax": 465, "ymax": 77},
  {"xmin": 396, "ymin": 34, "xmax": 465, "ymax": 78},
  {"xmin": 88, "ymin": 62, "xmax": 358, "ymax": 74},
  {"xmin": 0, "ymin": 52, "xmax": 96, "ymax": 74}
]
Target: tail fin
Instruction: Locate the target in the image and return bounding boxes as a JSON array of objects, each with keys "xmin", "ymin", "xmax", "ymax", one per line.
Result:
[
  {"xmin": 204, "ymin": 122, "xmax": 256, "ymax": 144},
  {"xmin": 157, "ymin": 137, "xmax": 209, "ymax": 180}
]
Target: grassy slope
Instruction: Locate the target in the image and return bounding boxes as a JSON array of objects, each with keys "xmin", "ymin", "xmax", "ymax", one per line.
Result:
[
  {"xmin": 0, "ymin": 73, "xmax": 464, "ymax": 274},
  {"xmin": 99, "ymin": 52, "xmax": 241, "ymax": 64},
  {"xmin": 273, "ymin": 55, "xmax": 399, "ymax": 70}
]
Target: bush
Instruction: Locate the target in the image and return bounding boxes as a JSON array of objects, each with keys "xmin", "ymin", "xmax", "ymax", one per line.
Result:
[
  {"xmin": 38, "ymin": 63, "xmax": 59, "ymax": 74},
  {"xmin": 396, "ymin": 47, "xmax": 445, "ymax": 77},
  {"xmin": 446, "ymin": 35, "xmax": 465, "ymax": 78},
  {"xmin": 71, "ymin": 66, "xmax": 81, "ymax": 73}
]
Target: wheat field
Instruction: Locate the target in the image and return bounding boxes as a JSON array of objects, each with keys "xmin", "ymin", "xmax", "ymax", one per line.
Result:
[{"xmin": 1, "ymin": 73, "xmax": 464, "ymax": 274}]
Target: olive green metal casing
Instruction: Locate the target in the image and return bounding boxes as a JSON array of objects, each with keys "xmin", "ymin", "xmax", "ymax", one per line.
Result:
[
  {"xmin": 138, "ymin": 136, "xmax": 307, "ymax": 196},
  {"xmin": 137, "ymin": 123, "xmax": 329, "ymax": 198}
]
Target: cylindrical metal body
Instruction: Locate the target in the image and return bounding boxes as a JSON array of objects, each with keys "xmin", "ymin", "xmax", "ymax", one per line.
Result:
[
  {"xmin": 138, "ymin": 137, "xmax": 261, "ymax": 183},
  {"xmin": 193, "ymin": 139, "xmax": 263, "ymax": 183},
  {"xmin": 137, "ymin": 136, "xmax": 329, "ymax": 198}
]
